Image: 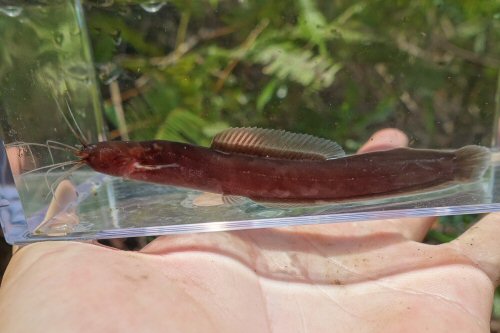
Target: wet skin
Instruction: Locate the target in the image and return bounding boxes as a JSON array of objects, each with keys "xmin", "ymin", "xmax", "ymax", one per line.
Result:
[{"xmin": 1, "ymin": 129, "xmax": 499, "ymax": 333}]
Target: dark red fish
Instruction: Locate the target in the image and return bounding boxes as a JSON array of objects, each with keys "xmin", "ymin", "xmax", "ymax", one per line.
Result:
[{"xmin": 76, "ymin": 128, "xmax": 490, "ymax": 205}]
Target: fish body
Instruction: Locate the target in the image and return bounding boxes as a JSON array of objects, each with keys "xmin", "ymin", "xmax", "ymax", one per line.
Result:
[{"xmin": 77, "ymin": 128, "xmax": 490, "ymax": 204}]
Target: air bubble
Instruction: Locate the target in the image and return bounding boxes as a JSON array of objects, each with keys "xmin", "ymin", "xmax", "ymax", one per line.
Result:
[
  {"xmin": 53, "ymin": 32, "xmax": 64, "ymax": 46},
  {"xmin": 111, "ymin": 30, "xmax": 122, "ymax": 46},
  {"xmin": 8, "ymin": 128, "xmax": 18, "ymax": 137},
  {"xmin": 276, "ymin": 86, "xmax": 288, "ymax": 99},
  {"xmin": 140, "ymin": 2, "xmax": 166, "ymax": 13},
  {"xmin": 65, "ymin": 64, "xmax": 91, "ymax": 83},
  {"xmin": 0, "ymin": 6, "xmax": 22, "ymax": 17},
  {"xmin": 71, "ymin": 28, "xmax": 82, "ymax": 36}
]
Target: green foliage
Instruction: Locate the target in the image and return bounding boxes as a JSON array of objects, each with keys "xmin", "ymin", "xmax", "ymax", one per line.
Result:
[
  {"xmin": 494, "ymin": 288, "xmax": 500, "ymax": 319},
  {"xmin": 425, "ymin": 214, "xmax": 479, "ymax": 244},
  {"xmin": 83, "ymin": 0, "xmax": 500, "ymax": 150},
  {"xmin": 155, "ymin": 108, "xmax": 228, "ymax": 146},
  {"xmin": 297, "ymin": 0, "xmax": 328, "ymax": 55},
  {"xmin": 253, "ymin": 43, "xmax": 342, "ymax": 89}
]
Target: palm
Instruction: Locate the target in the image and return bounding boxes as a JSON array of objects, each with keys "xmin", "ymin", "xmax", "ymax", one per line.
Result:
[{"xmin": 0, "ymin": 217, "xmax": 496, "ymax": 333}]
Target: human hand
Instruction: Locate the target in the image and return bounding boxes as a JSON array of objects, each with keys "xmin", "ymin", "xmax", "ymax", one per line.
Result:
[{"xmin": 1, "ymin": 129, "xmax": 498, "ymax": 333}]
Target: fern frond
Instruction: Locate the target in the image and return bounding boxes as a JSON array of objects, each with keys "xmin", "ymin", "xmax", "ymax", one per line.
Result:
[{"xmin": 253, "ymin": 43, "xmax": 341, "ymax": 89}]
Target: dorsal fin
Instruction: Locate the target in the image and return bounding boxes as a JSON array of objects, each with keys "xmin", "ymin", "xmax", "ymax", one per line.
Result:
[{"xmin": 211, "ymin": 127, "xmax": 345, "ymax": 160}]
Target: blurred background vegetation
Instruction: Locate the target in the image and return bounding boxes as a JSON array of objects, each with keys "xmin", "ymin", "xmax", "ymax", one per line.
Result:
[
  {"xmin": 1, "ymin": 0, "xmax": 500, "ymax": 328},
  {"xmin": 86, "ymin": 0, "xmax": 500, "ymax": 151}
]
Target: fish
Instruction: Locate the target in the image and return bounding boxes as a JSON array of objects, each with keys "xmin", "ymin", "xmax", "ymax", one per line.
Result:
[{"xmin": 74, "ymin": 127, "xmax": 491, "ymax": 206}]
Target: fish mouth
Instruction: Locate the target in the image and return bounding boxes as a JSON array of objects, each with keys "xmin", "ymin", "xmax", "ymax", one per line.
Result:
[{"xmin": 74, "ymin": 150, "xmax": 89, "ymax": 160}]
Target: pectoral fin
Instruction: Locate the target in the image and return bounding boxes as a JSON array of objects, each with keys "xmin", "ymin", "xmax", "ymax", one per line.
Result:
[
  {"xmin": 192, "ymin": 192, "xmax": 225, "ymax": 206},
  {"xmin": 34, "ymin": 180, "xmax": 80, "ymax": 236}
]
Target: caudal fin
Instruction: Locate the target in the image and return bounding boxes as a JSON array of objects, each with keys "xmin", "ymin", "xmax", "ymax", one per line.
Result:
[{"xmin": 454, "ymin": 145, "xmax": 491, "ymax": 181}]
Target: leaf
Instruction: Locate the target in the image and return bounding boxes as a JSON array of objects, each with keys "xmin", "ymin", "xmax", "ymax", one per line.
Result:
[
  {"xmin": 208, "ymin": 0, "xmax": 219, "ymax": 9},
  {"xmin": 324, "ymin": 24, "xmax": 379, "ymax": 43},
  {"xmin": 253, "ymin": 43, "xmax": 341, "ymax": 89},
  {"xmin": 334, "ymin": 2, "xmax": 366, "ymax": 25},
  {"xmin": 89, "ymin": 30, "xmax": 117, "ymax": 63},
  {"xmin": 202, "ymin": 122, "xmax": 229, "ymax": 138},
  {"xmin": 297, "ymin": 0, "xmax": 327, "ymax": 54},
  {"xmin": 155, "ymin": 108, "xmax": 228, "ymax": 146},
  {"xmin": 103, "ymin": 103, "xmax": 118, "ymax": 128},
  {"xmin": 256, "ymin": 79, "xmax": 278, "ymax": 111}
]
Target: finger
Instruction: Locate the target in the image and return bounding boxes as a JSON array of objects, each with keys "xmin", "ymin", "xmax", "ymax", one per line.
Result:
[
  {"xmin": 6, "ymin": 147, "xmax": 25, "ymax": 177},
  {"xmin": 358, "ymin": 128, "xmax": 434, "ymax": 241},
  {"xmin": 12, "ymin": 245, "xmax": 20, "ymax": 255},
  {"xmin": 358, "ymin": 128, "xmax": 409, "ymax": 153},
  {"xmin": 448, "ymin": 212, "xmax": 500, "ymax": 285}
]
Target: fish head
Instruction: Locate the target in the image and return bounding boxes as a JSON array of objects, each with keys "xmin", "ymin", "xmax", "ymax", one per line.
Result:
[{"xmin": 76, "ymin": 141, "xmax": 138, "ymax": 176}]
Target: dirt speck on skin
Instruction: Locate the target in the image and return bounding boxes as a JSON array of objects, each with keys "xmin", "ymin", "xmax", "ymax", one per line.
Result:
[
  {"xmin": 332, "ymin": 279, "xmax": 342, "ymax": 285},
  {"xmin": 123, "ymin": 273, "xmax": 150, "ymax": 283}
]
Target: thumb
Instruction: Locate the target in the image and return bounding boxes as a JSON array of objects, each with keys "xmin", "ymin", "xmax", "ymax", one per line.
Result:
[
  {"xmin": 449, "ymin": 212, "xmax": 500, "ymax": 285},
  {"xmin": 357, "ymin": 128, "xmax": 408, "ymax": 153}
]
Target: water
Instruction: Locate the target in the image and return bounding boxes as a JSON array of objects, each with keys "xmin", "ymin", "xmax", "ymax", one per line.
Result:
[
  {"xmin": 9, "ymin": 166, "xmax": 496, "ymax": 243},
  {"xmin": 0, "ymin": 0, "xmax": 104, "ymax": 146},
  {"xmin": 0, "ymin": 0, "xmax": 499, "ymax": 244}
]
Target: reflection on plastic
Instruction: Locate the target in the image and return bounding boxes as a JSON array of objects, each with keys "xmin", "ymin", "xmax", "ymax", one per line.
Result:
[{"xmin": 34, "ymin": 179, "xmax": 80, "ymax": 236}]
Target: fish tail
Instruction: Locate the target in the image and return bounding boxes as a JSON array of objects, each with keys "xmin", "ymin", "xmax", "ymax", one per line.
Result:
[{"xmin": 454, "ymin": 145, "xmax": 491, "ymax": 181}]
